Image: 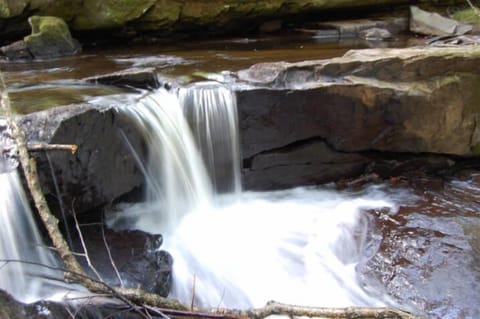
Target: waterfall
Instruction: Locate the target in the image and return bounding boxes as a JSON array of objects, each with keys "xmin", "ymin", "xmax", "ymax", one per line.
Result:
[
  {"xmin": 0, "ymin": 168, "xmax": 64, "ymax": 302},
  {"xmin": 0, "ymin": 118, "xmax": 79, "ymax": 303},
  {"xmin": 116, "ymin": 82, "xmax": 241, "ymax": 234},
  {"xmin": 112, "ymin": 81, "xmax": 395, "ymax": 309},
  {"xmin": 180, "ymin": 82, "xmax": 241, "ymax": 194}
]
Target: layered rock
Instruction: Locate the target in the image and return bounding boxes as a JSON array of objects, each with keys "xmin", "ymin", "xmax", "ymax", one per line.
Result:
[
  {"xmin": 16, "ymin": 45, "xmax": 480, "ymax": 212},
  {"xmin": 236, "ymin": 46, "xmax": 480, "ymax": 188}
]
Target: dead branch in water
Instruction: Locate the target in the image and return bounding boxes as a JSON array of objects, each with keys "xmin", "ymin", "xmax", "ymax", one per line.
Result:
[{"xmin": 0, "ymin": 75, "xmax": 423, "ymax": 319}]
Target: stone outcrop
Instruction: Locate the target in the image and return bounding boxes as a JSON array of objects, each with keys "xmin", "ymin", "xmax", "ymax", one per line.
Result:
[
  {"xmin": 20, "ymin": 103, "xmax": 145, "ymax": 215},
  {"xmin": 0, "ymin": 0, "xmax": 465, "ymax": 39},
  {"xmin": 236, "ymin": 46, "xmax": 480, "ymax": 188},
  {"xmin": 16, "ymin": 45, "xmax": 480, "ymax": 211}
]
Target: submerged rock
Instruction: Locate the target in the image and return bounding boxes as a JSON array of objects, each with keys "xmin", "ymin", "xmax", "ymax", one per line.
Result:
[{"xmin": 85, "ymin": 67, "xmax": 159, "ymax": 89}]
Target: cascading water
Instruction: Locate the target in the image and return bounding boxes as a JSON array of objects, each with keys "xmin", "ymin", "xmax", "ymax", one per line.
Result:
[
  {"xmin": 0, "ymin": 120, "xmax": 63, "ymax": 303},
  {"xmin": 180, "ymin": 82, "xmax": 241, "ymax": 194},
  {"xmin": 111, "ymin": 81, "xmax": 398, "ymax": 309}
]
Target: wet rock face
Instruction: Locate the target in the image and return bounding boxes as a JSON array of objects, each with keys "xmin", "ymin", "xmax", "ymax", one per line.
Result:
[
  {"xmin": 236, "ymin": 46, "xmax": 480, "ymax": 189},
  {"xmin": 237, "ymin": 47, "xmax": 480, "ymax": 156},
  {"xmin": 16, "ymin": 46, "xmax": 480, "ymax": 205},
  {"xmin": 71, "ymin": 224, "xmax": 172, "ymax": 297},
  {"xmin": 20, "ymin": 104, "xmax": 145, "ymax": 215}
]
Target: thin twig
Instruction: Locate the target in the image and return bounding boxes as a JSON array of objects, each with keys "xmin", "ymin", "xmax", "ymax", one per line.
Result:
[
  {"xmin": 27, "ymin": 142, "xmax": 78, "ymax": 154},
  {"xmin": 71, "ymin": 200, "xmax": 104, "ymax": 282},
  {"xmin": 46, "ymin": 152, "xmax": 74, "ymax": 249},
  {"xmin": 143, "ymin": 304, "xmax": 172, "ymax": 319},
  {"xmin": 101, "ymin": 214, "xmax": 125, "ymax": 287}
]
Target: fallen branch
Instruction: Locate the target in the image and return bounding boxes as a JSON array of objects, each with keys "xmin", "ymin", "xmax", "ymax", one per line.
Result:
[
  {"xmin": 26, "ymin": 142, "xmax": 78, "ymax": 154},
  {"xmin": 208, "ymin": 301, "xmax": 419, "ymax": 319}
]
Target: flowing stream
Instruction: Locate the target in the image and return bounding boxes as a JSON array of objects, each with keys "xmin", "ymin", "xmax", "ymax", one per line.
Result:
[
  {"xmin": 109, "ymin": 82, "xmax": 400, "ymax": 309},
  {"xmin": 1, "ymin": 35, "xmax": 479, "ymax": 318},
  {"xmin": 0, "ymin": 164, "xmax": 64, "ymax": 302}
]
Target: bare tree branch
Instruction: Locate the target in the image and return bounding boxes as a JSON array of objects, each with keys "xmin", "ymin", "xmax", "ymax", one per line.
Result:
[
  {"xmin": 72, "ymin": 202, "xmax": 104, "ymax": 282},
  {"xmin": 101, "ymin": 218, "xmax": 125, "ymax": 287},
  {"xmin": 26, "ymin": 143, "xmax": 78, "ymax": 154}
]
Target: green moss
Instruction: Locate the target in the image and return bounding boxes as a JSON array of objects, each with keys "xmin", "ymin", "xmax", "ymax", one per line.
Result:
[
  {"xmin": 452, "ymin": 8, "xmax": 480, "ymax": 23},
  {"xmin": 137, "ymin": 0, "xmax": 182, "ymax": 29},
  {"xmin": 0, "ymin": 1, "xmax": 10, "ymax": 18},
  {"xmin": 31, "ymin": 0, "xmax": 83, "ymax": 22},
  {"xmin": 24, "ymin": 15, "xmax": 80, "ymax": 58},
  {"xmin": 471, "ymin": 143, "xmax": 480, "ymax": 155},
  {"xmin": 25, "ymin": 15, "xmax": 72, "ymax": 40},
  {"xmin": 73, "ymin": 0, "xmax": 156, "ymax": 30}
]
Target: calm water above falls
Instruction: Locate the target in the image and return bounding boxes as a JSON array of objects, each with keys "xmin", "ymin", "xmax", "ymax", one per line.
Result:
[
  {"xmin": 0, "ymin": 34, "xmax": 478, "ymax": 318},
  {"xmin": 1, "ymin": 34, "xmax": 409, "ymax": 114}
]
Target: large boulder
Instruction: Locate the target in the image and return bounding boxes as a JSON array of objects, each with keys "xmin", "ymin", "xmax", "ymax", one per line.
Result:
[
  {"xmin": 20, "ymin": 103, "xmax": 145, "ymax": 215},
  {"xmin": 24, "ymin": 15, "xmax": 81, "ymax": 59},
  {"xmin": 236, "ymin": 46, "xmax": 480, "ymax": 188}
]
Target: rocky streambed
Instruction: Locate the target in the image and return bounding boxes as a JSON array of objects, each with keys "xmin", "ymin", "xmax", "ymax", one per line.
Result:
[{"xmin": 1, "ymin": 10, "xmax": 480, "ymax": 317}]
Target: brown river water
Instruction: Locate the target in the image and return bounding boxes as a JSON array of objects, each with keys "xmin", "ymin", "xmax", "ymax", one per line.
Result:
[{"xmin": 1, "ymin": 34, "xmax": 479, "ymax": 318}]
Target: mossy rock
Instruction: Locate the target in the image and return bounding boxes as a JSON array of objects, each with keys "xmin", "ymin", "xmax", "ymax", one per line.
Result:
[
  {"xmin": 73, "ymin": 0, "xmax": 156, "ymax": 30},
  {"xmin": 29, "ymin": 0, "xmax": 83, "ymax": 22},
  {"xmin": 137, "ymin": 0, "xmax": 182, "ymax": 30},
  {"xmin": 24, "ymin": 15, "xmax": 81, "ymax": 58}
]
